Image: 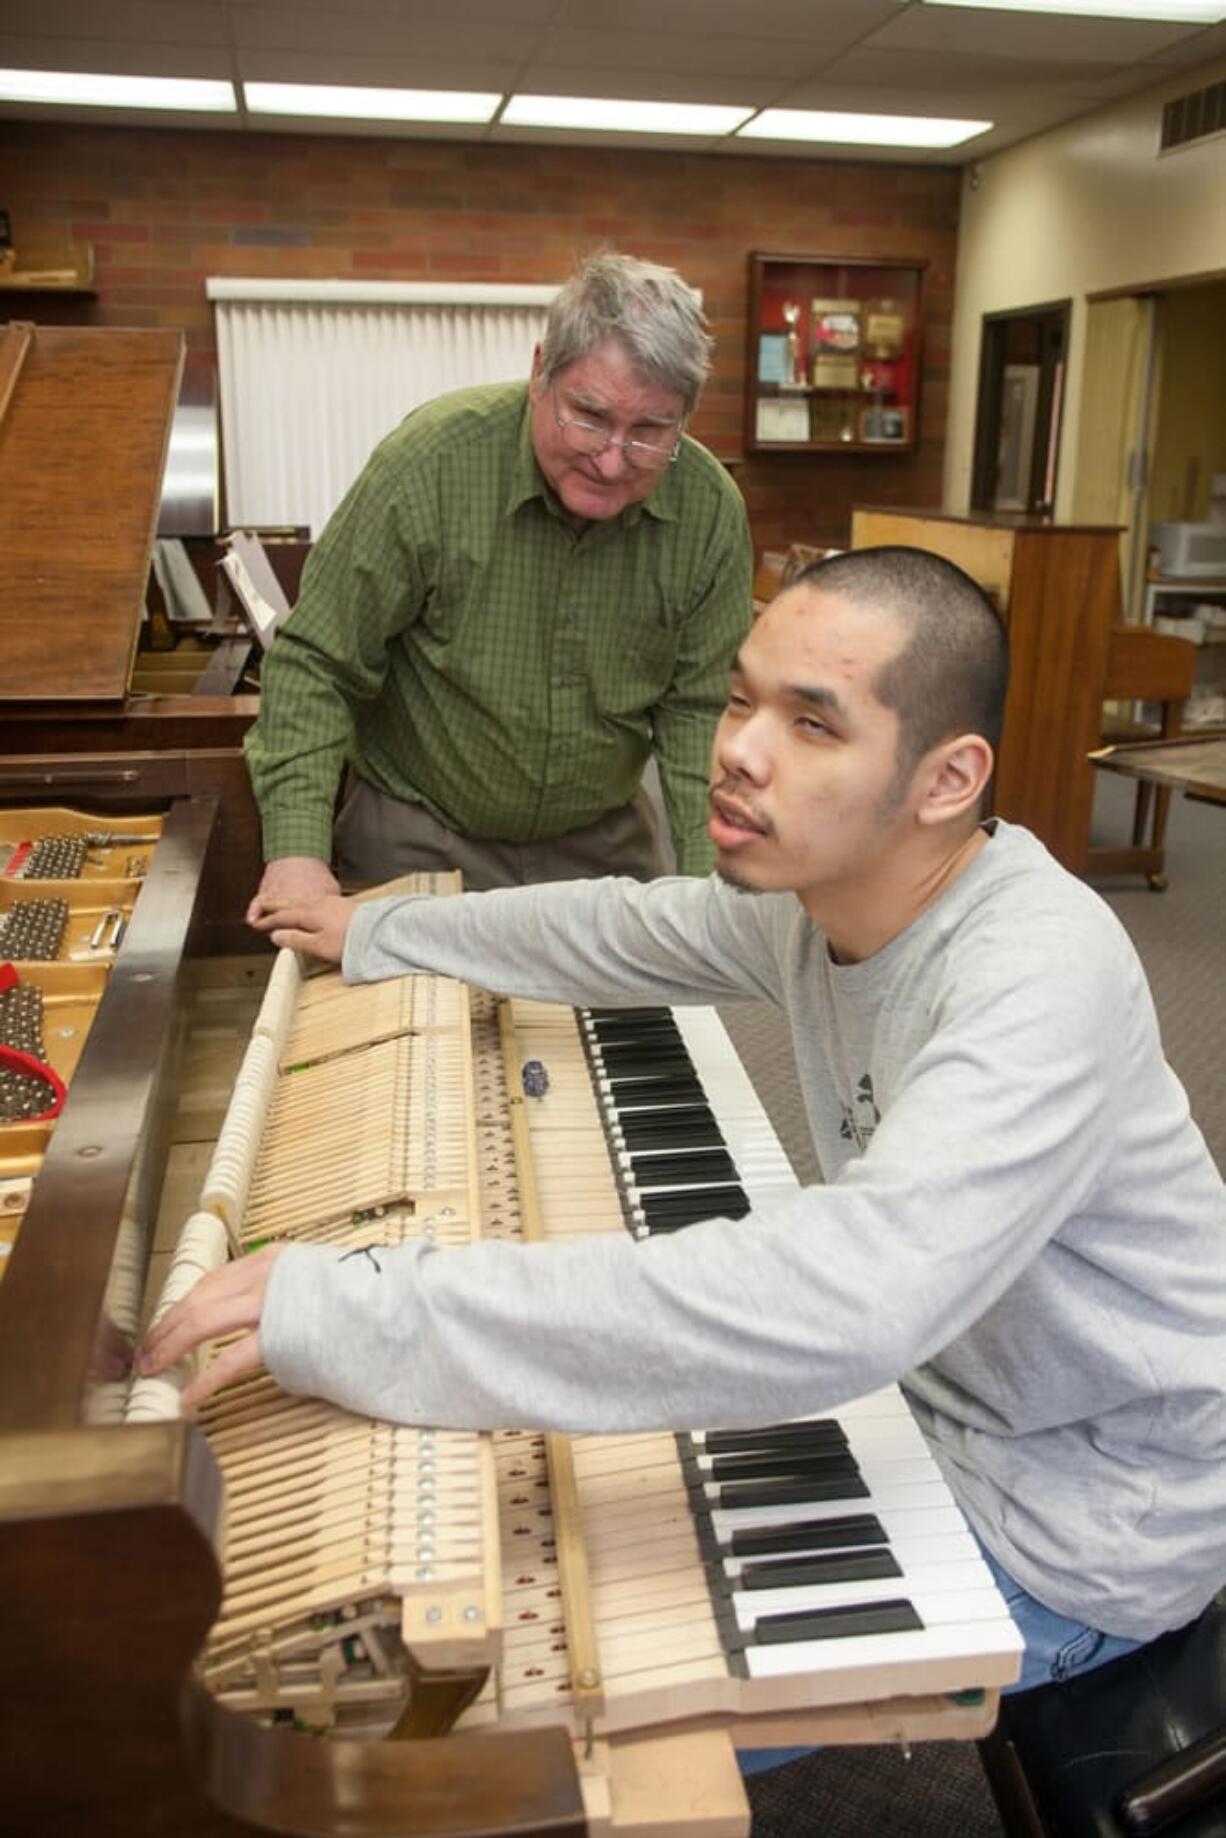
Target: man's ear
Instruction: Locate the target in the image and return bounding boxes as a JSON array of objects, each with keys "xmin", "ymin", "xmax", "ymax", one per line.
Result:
[
  {"xmin": 529, "ymin": 344, "xmax": 544, "ymax": 391},
  {"xmin": 915, "ymin": 733, "xmax": 995, "ymax": 828}
]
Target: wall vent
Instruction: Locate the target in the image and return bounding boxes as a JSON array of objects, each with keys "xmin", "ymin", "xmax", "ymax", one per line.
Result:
[{"xmin": 1160, "ymin": 79, "xmax": 1226, "ymax": 151}]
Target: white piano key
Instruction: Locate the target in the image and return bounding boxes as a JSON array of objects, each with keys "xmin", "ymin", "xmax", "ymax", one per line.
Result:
[
  {"xmin": 711, "ymin": 1482, "xmax": 963, "ymax": 1535},
  {"xmin": 722, "ymin": 1527, "xmax": 982, "ymax": 1577},
  {"xmin": 731, "ymin": 1557, "xmax": 996, "ymax": 1625},
  {"xmin": 702, "ymin": 1453, "xmax": 943, "ymax": 1502}
]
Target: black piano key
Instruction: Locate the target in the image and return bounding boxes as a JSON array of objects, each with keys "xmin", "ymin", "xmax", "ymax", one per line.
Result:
[
  {"xmin": 589, "ymin": 1016, "xmax": 685, "ymax": 1041},
  {"xmin": 639, "ymin": 1187, "xmax": 750, "ymax": 1227},
  {"xmin": 701, "ymin": 1421, "xmax": 848, "ymax": 1456},
  {"xmin": 629, "ymin": 1150, "xmax": 740, "ymax": 1186},
  {"xmin": 708, "ymin": 1448, "xmax": 860, "ymax": 1485},
  {"xmin": 739, "ymin": 1547, "xmax": 903, "ymax": 1592},
  {"xmin": 617, "ymin": 1106, "xmax": 724, "ymax": 1142},
  {"xmin": 602, "ymin": 1066, "xmax": 698, "ymax": 1088},
  {"xmin": 594, "ymin": 1027, "xmax": 690, "ymax": 1053},
  {"xmin": 726, "ymin": 1513, "xmax": 888, "ymax": 1558},
  {"xmin": 714, "ymin": 1473, "xmax": 872, "ymax": 1510},
  {"xmin": 741, "ymin": 1598, "xmax": 924, "ymax": 1648},
  {"xmin": 602, "ymin": 1074, "xmax": 707, "ymax": 1103},
  {"xmin": 614, "ymin": 1105, "xmax": 716, "ymax": 1132},
  {"xmin": 617, "ymin": 1117, "xmax": 724, "ymax": 1146},
  {"xmin": 603, "ymin": 1042, "xmax": 692, "ymax": 1064},
  {"xmin": 588, "ymin": 1014, "xmax": 680, "ymax": 1029}
]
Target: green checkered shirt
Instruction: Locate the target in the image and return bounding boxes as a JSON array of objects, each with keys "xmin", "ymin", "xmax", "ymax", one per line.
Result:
[{"xmin": 246, "ymin": 382, "xmax": 752, "ymax": 875}]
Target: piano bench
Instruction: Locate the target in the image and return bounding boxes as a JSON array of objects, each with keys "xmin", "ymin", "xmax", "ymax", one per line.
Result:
[{"xmin": 977, "ymin": 1590, "xmax": 1226, "ymax": 1837}]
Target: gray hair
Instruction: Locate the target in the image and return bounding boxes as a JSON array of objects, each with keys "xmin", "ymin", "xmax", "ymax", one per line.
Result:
[{"xmin": 538, "ymin": 250, "xmax": 713, "ymax": 411}]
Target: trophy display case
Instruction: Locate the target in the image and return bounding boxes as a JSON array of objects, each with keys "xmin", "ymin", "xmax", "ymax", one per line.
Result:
[{"xmin": 746, "ymin": 252, "xmax": 925, "ymax": 455}]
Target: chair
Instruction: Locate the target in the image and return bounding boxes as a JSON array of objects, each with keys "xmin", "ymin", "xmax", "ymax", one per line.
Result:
[
  {"xmin": 978, "ymin": 1591, "xmax": 1226, "ymax": 1836},
  {"xmin": 1088, "ymin": 623, "xmax": 1198, "ymax": 890}
]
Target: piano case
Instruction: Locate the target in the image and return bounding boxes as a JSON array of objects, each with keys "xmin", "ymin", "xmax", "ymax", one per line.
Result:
[{"xmin": 0, "ymin": 320, "xmax": 263, "ymax": 953}]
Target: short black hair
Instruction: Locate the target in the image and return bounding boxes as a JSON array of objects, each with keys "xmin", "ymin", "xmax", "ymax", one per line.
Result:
[{"xmin": 790, "ymin": 545, "xmax": 1010, "ymax": 785}]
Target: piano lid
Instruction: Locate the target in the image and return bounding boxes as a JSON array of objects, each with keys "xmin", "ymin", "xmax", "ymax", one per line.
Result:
[{"xmin": 0, "ymin": 321, "xmax": 184, "ymax": 702}]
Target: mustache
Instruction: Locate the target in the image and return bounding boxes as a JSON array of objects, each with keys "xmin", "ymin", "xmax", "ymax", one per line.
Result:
[{"xmin": 709, "ymin": 778, "xmax": 773, "ymax": 836}]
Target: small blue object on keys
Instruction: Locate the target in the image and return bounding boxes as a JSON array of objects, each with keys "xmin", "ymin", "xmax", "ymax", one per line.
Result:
[{"xmin": 522, "ymin": 1058, "xmax": 550, "ymax": 1099}]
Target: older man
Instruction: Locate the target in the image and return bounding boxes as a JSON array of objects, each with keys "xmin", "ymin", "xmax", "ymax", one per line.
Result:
[{"xmin": 245, "ymin": 250, "xmax": 752, "ymax": 912}]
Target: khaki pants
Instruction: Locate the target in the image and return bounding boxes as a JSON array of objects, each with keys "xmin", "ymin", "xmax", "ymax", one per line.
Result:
[{"xmin": 333, "ymin": 777, "xmax": 668, "ymax": 892}]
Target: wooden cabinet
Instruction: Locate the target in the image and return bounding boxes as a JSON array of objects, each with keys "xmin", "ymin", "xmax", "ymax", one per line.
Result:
[
  {"xmin": 746, "ymin": 252, "xmax": 925, "ymax": 456},
  {"xmin": 850, "ymin": 507, "xmax": 1123, "ymax": 874}
]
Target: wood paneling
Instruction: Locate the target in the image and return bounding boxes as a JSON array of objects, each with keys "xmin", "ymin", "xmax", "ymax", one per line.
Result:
[{"xmin": 850, "ymin": 508, "xmax": 1124, "ymax": 873}]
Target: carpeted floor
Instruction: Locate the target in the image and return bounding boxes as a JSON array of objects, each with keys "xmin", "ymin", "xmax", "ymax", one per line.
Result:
[{"xmin": 717, "ymin": 773, "xmax": 1225, "ymax": 1837}]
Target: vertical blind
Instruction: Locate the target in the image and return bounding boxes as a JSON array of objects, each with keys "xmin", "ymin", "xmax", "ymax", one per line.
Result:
[{"xmin": 207, "ymin": 279, "xmax": 557, "ymax": 539}]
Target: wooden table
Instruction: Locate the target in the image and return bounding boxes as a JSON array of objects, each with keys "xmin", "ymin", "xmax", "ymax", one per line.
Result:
[{"xmin": 1091, "ymin": 730, "xmax": 1226, "ymax": 808}]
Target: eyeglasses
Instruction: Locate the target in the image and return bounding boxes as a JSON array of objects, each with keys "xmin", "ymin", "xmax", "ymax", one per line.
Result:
[{"xmin": 552, "ymin": 387, "xmax": 682, "ymax": 471}]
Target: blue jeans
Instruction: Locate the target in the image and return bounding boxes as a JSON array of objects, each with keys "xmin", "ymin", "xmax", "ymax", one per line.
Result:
[{"xmin": 736, "ymin": 1533, "xmax": 1143, "ymax": 1777}]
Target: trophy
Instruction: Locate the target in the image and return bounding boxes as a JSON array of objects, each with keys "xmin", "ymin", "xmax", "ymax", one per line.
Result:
[{"xmin": 781, "ymin": 300, "xmax": 803, "ymax": 386}]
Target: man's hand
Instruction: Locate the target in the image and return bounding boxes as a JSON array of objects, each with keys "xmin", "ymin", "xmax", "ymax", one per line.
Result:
[
  {"xmin": 247, "ymin": 856, "xmax": 340, "ymax": 926},
  {"xmin": 249, "ymin": 894, "xmax": 357, "ymax": 963},
  {"xmin": 137, "ymin": 1244, "xmax": 285, "ymax": 1412}
]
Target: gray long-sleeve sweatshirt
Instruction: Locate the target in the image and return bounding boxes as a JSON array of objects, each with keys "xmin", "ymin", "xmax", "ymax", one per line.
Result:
[{"xmin": 262, "ymin": 821, "xmax": 1226, "ymax": 1641}]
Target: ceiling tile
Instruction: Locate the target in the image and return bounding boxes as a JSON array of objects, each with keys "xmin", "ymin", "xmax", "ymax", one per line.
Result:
[
  {"xmin": 552, "ymin": 0, "xmax": 906, "ymax": 42},
  {"xmin": 231, "ymin": 7, "xmax": 529, "ymax": 59},
  {"xmin": 0, "ymin": 31, "xmax": 233, "ymax": 78},
  {"xmin": 226, "ymin": 0, "xmax": 556, "ymax": 16},
  {"xmin": 235, "ymin": 47, "xmax": 518, "ymax": 90},
  {"xmin": 812, "ymin": 44, "xmax": 1129, "ymax": 95},
  {"xmin": 512, "ymin": 64, "xmax": 781, "ymax": 107},
  {"xmin": 869, "ymin": 7, "xmax": 1208, "ymax": 66},
  {"xmin": 1143, "ymin": 22, "xmax": 1226, "ymax": 66},
  {"xmin": 0, "ymin": 1, "xmax": 229, "ymax": 45},
  {"xmin": 518, "ymin": 29, "xmax": 837, "ymax": 82}
]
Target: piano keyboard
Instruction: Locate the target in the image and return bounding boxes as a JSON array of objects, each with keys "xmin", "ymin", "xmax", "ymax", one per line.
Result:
[
  {"xmin": 582, "ymin": 1006, "xmax": 797, "ymax": 1235},
  {"xmin": 495, "ymin": 998, "xmax": 1021, "ymax": 1732}
]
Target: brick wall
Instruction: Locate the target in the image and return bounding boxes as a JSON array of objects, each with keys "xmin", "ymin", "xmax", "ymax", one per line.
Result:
[{"xmin": 2, "ymin": 120, "xmax": 959, "ymax": 552}]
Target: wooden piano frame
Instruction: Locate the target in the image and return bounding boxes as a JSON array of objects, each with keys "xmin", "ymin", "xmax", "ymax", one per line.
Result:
[
  {"xmin": 0, "ymin": 798, "xmax": 591, "ymax": 1838},
  {"xmin": 0, "ymin": 321, "xmax": 265, "ymax": 957}
]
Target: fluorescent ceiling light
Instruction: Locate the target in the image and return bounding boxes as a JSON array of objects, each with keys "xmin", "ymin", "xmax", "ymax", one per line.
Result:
[
  {"xmin": 922, "ymin": 1, "xmax": 1225, "ymax": 20},
  {"xmin": 244, "ymin": 82, "xmax": 499, "ymax": 123},
  {"xmin": 0, "ymin": 69, "xmax": 236, "ymax": 111},
  {"xmin": 501, "ymin": 95, "xmax": 755, "ymax": 135},
  {"xmin": 738, "ymin": 108, "xmax": 991, "ymax": 148}
]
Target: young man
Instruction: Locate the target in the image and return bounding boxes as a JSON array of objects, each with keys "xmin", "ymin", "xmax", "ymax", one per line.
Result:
[
  {"xmin": 245, "ymin": 250, "xmax": 752, "ymax": 909},
  {"xmin": 143, "ymin": 547, "xmax": 1226, "ymax": 1695}
]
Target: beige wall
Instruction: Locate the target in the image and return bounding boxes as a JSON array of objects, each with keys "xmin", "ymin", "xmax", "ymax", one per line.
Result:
[
  {"xmin": 944, "ymin": 57, "xmax": 1226, "ymax": 518},
  {"xmin": 1148, "ymin": 283, "xmax": 1226, "ymax": 523}
]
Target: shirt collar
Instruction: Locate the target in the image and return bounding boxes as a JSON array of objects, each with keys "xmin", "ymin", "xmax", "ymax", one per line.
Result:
[{"xmin": 505, "ymin": 386, "xmax": 685, "ymax": 530}]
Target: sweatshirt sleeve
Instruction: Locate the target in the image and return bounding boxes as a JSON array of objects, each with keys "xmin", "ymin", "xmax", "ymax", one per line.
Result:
[
  {"xmin": 343, "ymin": 874, "xmax": 786, "ymax": 1009},
  {"xmin": 262, "ymin": 901, "xmax": 1135, "ymax": 1435}
]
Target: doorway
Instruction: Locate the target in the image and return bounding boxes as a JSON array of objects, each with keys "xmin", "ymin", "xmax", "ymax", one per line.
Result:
[{"xmin": 971, "ymin": 302, "xmax": 1070, "ymax": 516}]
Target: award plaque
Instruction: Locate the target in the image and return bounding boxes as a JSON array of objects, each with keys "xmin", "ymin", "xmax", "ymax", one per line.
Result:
[
  {"xmin": 757, "ymin": 333, "xmax": 792, "ymax": 385},
  {"xmin": 810, "ymin": 297, "xmax": 861, "ymax": 389},
  {"xmin": 755, "ymin": 398, "xmax": 811, "ymax": 443},
  {"xmin": 862, "ymin": 298, "xmax": 907, "ymax": 360}
]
